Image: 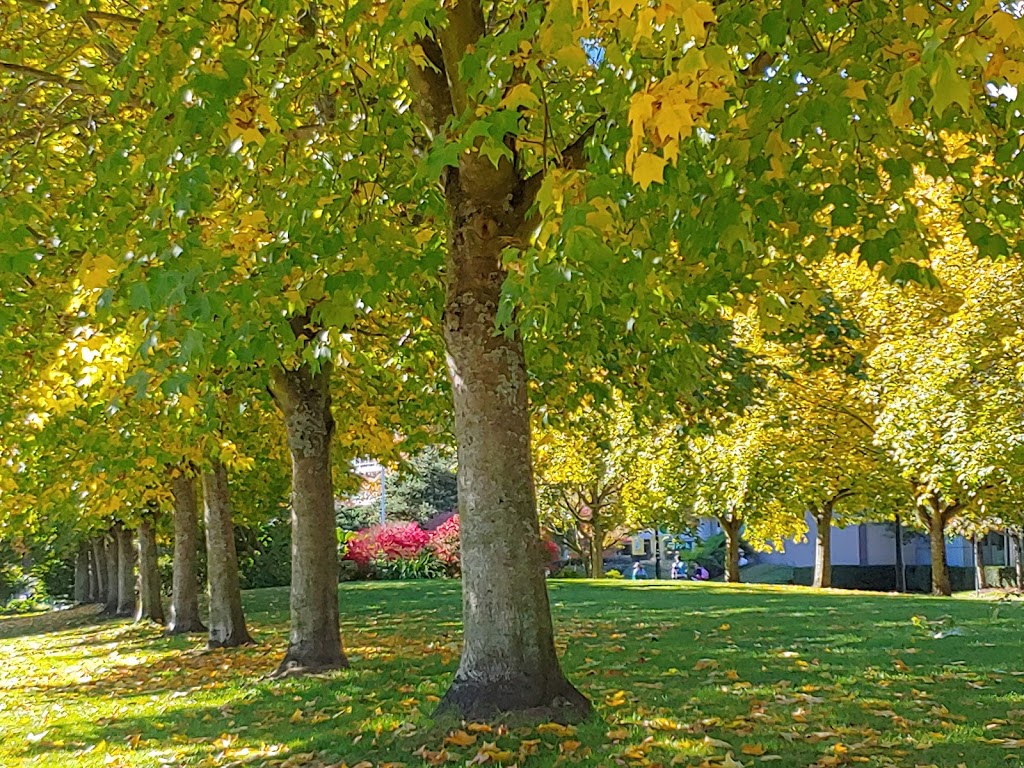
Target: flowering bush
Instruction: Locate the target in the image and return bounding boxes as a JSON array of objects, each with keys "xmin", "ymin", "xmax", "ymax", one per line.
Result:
[
  {"xmin": 429, "ymin": 515, "xmax": 461, "ymax": 575},
  {"xmin": 342, "ymin": 517, "xmax": 560, "ymax": 580},
  {"xmin": 344, "ymin": 522, "xmax": 431, "ymax": 569}
]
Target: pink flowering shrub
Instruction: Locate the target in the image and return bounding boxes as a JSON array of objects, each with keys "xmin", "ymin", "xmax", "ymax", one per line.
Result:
[
  {"xmin": 344, "ymin": 522, "xmax": 431, "ymax": 568},
  {"xmin": 342, "ymin": 516, "xmax": 560, "ymax": 580},
  {"xmin": 428, "ymin": 515, "xmax": 461, "ymax": 575}
]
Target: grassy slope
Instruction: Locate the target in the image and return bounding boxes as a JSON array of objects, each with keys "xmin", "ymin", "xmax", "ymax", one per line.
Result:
[{"xmin": 1, "ymin": 580, "xmax": 1022, "ymax": 768}]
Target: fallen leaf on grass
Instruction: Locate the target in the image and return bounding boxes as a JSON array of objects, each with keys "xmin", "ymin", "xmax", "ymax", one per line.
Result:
[{"xmin": 445, "ymin": 729, "xmax": 476, "ymax": 747}]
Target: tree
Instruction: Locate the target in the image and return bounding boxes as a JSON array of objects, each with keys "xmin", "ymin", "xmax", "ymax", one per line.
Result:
[
  {"xmin": 166, "ymin": 468, "xmax": 205, "ymax": 635},
  {"xmin": 6, "ymin": 0, "xmax": 1024, "ymax": 720},
  {"xmin": 202, "ymin": 461, "xmax": 254, "ymax": 649},
  {"xmin": 674, "ymin": 409, "xmax": 804, "ymax": 582},
  {"xmin": 534, "ymin": 397, "xmax": 669, "ymax": 578},
  {"xmin": 135, "ymin": 510, "xmax": 165, "ymax": 624}
]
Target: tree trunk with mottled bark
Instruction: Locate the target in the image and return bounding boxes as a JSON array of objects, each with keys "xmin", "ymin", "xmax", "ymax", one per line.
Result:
[
  {"xmin": 918, "ymin": 498, "xmax": 953, "ymax": 597},
  {"xmin": 974, "ymin": 535, "xmax": 987, "ymax": 591},
  {"xmin": 74, "ymin": 542, "xmax": 90, "ymax": 604},
  {"xmin": 722, "ymin": 516, "xmax": 742, "ymax": 583},
  {"xmin": 87, "ymin": 543, "xmax": 100, "ymax": 602},
  {"xmin": 167, "ymin": 471, "xmax": 205, "ymax": 634},
  {"xmin": 435, "ymin": 184, "xmax": 589, "ymax": 722},
  {"xmin": 1015, "ymin": 532, "xmax": 1024, "ymax": 593},
  {"xmin": 203, "ymin": 461, "xmax": 253, "ymax": 648},
  {"xmin": 103, "ymin": 531, "xmax": 120, "ymax": 615},
  {"xmin": 136, "ymin": 515, "xmax": 165, "ymax": 623},
  {"xmin": 894, "ymin": 513, "xmax": 906, "ymax": 593},
  {"xmin": 813, "ymin": 504, "xmax": 833, "ymax": 589},
  {"xmin": 590, "ymin": 518, "xmax": 604, "ymax": 580},
  {"xmin": 269, "ymin": 364, "xmax": 344, "ymax": 674},
  {"xmin": 116, "ymin": 524, "xmax": 137, "ymax": 617}
]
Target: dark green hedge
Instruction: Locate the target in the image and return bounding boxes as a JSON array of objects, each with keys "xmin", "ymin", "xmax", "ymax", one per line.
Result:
[{"xmin": 789, "ymin": 565, "xmax": 1020, "ymax": 593}]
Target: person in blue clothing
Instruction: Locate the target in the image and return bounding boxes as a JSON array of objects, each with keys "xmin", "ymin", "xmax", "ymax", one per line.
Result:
[
  {"xmin": 631, "ymin": 562, "xmax": 647, "ymax": 580},
  {"xmin": 670, "ymin": 554, "xmax": 687, "ymax": 580}
]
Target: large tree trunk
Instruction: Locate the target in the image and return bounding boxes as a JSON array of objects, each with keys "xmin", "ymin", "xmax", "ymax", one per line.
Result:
[
  {"xmin": 974, "ymin": 535, "xmax": 987, "ymax": 591},
  {"xmin": 87, "ymin": 542, "xmax": 101, "ymax": 602},
  {"xmin": 74, "ymin": 542, "xmax": 90, "ymax": 604},
  {"xmin": 590, "ymin": 518, "xmax": 604, "ymax": 579},
  {"xmin": 103, "ymin": 531, "xmax": 120, "ymax": 615},
  {"xmin": 436, "ymin": 195, "xmax": 589, "ymax": 722},
  {"xmin": 269, "ymin": 364, "xmax": 344, "ymax": 674},
  {"xmin": 919, "ymin": 502, "xmax": 952, "ymax": 597},
  {"xmin": 202, "ymin": 461, "xmax": 253, "ymax": 648},
  {"xmin": 136, "ymin": 514, "xmax": 165, "ymax": 623},
  {"xmin": 91, "ymin": 538, "xmax": 106, "ymax": 603},
  {"xmin": 894, "ymin": 512, "xmax": 906, "ymax": 593},
  {"xmin": 116, "ymin": 524, "xmax": 137, "ymax": 617},
  {"xmin": 813, "ymin": 504, "xmax": 833, "ymax": 589},
  {"xmin": 167, "ymin": 471, "xmax": 206, "ymax": 634},
  {"xmin": 722, "ymin": 516, "xmax": 742, "ymax": 583}
]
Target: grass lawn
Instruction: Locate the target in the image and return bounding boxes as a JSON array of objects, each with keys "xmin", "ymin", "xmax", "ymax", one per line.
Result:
[{"xmin": 1, "ymin": 580, "xmax": 1023, "ymax": 768}]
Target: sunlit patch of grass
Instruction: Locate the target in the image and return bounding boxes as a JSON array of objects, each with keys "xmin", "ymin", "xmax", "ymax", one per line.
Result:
[{"xmin": 1, "ymin": 581, "xmax": 1023, "ymax": 766}]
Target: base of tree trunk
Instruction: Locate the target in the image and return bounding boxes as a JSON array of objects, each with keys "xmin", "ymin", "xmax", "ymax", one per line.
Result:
[
  {"xmin": 270, "ymin": 646, "xmax": 348, "ymax": 678},
  {"xmin": 165, "ymin": 618, "xmax": 207, "ymax": 636},
  {"xmin": 207, "ymin": 628, "xmax": 254, "ymax": 649},
  {"xmin": 436, "ymin": 671, "xmax": 591, "ymax": 723}
]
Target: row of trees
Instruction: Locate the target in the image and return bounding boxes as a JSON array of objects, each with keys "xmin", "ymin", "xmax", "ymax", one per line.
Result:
[
  {"xmin": 3, "ymin": 0, "xmax": 1023, "ymax": 720},
  {"xmin": 533, "ymin": 185, "xmax": 1024, "ymax": 596}
]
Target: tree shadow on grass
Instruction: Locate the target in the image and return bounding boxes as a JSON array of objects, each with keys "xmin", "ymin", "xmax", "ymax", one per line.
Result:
[{"xmin": 8, "ymin": 581, "xmax": 1024, "ymax": 767}]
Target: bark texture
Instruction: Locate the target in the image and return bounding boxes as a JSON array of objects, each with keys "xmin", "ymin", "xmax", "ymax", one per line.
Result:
[
  {"xmin": 116, "ymin": 524, "xmax": 137, "ymax": 617},
  {"xmin": 916, "ymin": 494, "xmax": 956, "ymax": 597},
  {"xmin": 436, "ymin": 176, "xmax": 589, "ymax": 722},
  {"xmin": 74, "ymin": 542, "xmax": 90, "ymax": 604},
  {"xmin": 202, "ymin": 462, "xmax": 253, "ymax": 649},
  {"xmin": 167, "ymin": 471, "xmax": 206, "ymax": 634},
  {"xmin": 722, "ymin": 516, "xmax": 742, "ymax": 583},
  {"xmin": 812, "ymin": 504, "xmax": 833, "ymax": 589},
  {"xmin": 136, "ymin": 515, "xmax": 165, "ymax": 623},
  {"xmin": 103, "ymin": 532, "xmax": 120, "ymax": 615},
  {"xmin": 405, "ymin": 4, "xmax": 594, "ymax": 722},
  {"xmin": 91, "ymin": 538, "xmax": 107, "ymax": 603},
  {"xmin": 270, "ymin": 365, "xmax": 344, "ymax": 673}
]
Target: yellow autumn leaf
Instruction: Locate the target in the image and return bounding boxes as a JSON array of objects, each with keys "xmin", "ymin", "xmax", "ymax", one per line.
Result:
[
  {"xmin": 288, "ymin": 708, "xmax": 303, "ymax": 723},
  {"xmin": 844, "ymin": 79, "xmax": 868, "ymax": 101},
  {"xmin": 445, "ymin": 729, "xmax": 476, "ymax": 747},
  {"xmin": 80, "ymin": 253, "xmax": 118, "ymax": 290},
  {"xmin": 632, "ymin": 152, "xmax": 667, "ymax": 191}
]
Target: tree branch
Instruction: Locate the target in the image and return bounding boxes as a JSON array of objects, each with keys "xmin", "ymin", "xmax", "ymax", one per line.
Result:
[
  {"xmin": 0, "ymin": 61, "xmax": 87, "ymax": 93},
  {"xmin": 514, "ymin": 116, "xmax": 604, "ymax": 237},
  {"xmin": 20, "ymin": 0, "xmax": 142, "ymax": 25},
  {"xmin": 406, "ymin": 35, "xmax": 453, "ymax": 138}
]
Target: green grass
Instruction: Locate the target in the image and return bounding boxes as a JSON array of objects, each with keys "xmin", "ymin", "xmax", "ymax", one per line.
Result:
[{"xmin": 2, "ymin": 581, "xmax": 1023, "ymax": 767}]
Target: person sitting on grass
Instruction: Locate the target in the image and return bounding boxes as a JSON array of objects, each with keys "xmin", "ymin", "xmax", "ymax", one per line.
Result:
[
  {"xmin": 690, "ymin": 563, "xmax": 709, "ymax": 581},
  {"xmin": 670, "ymin": 554, "xmax": 687, "ymax": 580},
  {"xmin": 631, "ymin": 562, "xmax": 648, "ymax": 580}
]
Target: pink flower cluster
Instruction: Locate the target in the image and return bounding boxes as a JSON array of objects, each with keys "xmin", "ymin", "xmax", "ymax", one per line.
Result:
[
  {"xmin": 345, "ymin": 521, "xmax": 433, "ymax": 567},
  {"xmin": 429, "ymin": 516, "xmax": 461, "ymax": 569},
  {"xmin": 343, "ymin": 516, "xmax": 559, "ymax": 577}
]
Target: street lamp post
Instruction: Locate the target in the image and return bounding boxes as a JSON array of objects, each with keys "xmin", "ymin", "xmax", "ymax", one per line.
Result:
[{"xmin": 353, "ymin": 459, "xmax": 387, "ymax": 526}]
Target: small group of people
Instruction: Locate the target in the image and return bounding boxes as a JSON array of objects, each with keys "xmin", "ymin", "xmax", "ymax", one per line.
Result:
[{"xmin": 629, "ymin": 555, "xmax": 709, "ymax": 581}]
